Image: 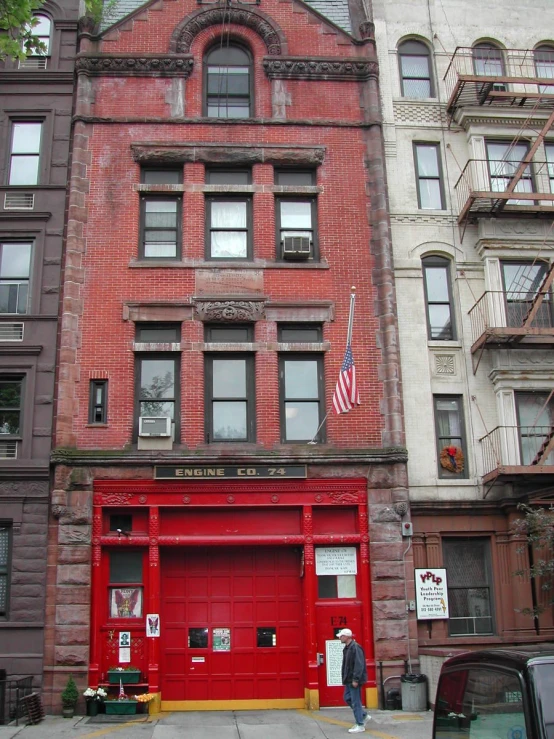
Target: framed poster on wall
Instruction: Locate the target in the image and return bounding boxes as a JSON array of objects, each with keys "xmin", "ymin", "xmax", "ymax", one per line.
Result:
[
  {"xmin": 109, "ymin": 587, "xmax": 143, "ymax": 618},
  {"xmin": 414, "ymin": 568, "xmax": 449, "ymax": 620}
]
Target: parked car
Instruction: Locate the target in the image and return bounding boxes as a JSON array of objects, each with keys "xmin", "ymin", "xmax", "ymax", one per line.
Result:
[{"xmin": 433, "ymin": 646, "xmax": 554, "ymax": 739}]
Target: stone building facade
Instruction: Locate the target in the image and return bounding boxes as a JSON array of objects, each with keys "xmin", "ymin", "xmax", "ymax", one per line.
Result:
[
  {"xmin": 371, "ymin": 0, "xmax": 554, "ymax": 701},
  {"xmin": 0, "ymin": 1, "xmax": 78, "ymax": 691},
  {"xmin": 42, "ymin": 0, "xmax": 412, "ymax": 714}
]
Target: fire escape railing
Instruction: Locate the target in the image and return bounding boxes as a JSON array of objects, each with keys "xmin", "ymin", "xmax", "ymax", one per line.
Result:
[
  {"xmin": 468, "ymin": 290, "xmax": 554, "ymax": 347},
  {"xmin": 444, "ymin": 47, "xmax": 554, "ymax": 113},
  {"xmin": 480, "ymin": 425, "xmax": 554, "ymax": 478}
]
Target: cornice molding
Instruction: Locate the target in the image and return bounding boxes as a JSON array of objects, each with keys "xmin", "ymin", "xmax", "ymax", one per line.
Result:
[
  {"xmin": 263, "ymin": 56, "xmax": 378, "ymax": 81},
  {"xmin": 76, "ymin": 54, "xmax": 194, "ymax": 77},
  {"xmin": 171, "ymin": 6, "xmax": 285, "ymax": 56}
]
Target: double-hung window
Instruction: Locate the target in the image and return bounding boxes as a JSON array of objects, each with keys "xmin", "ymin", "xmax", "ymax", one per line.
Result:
[
  {"xmin": 205, "ymin": 325, "xmax": 255, "ymax": 442},
  {"xmin": 0, "ymin": 242, "xmax": 31, "ymax": 314},
  {"xmin": 486, "ymin": 140, "xmax": 533, "ymax": 204},
  {"xmin": 0, "ymin": 525, "xmax": 11, "ymax": 618},
  {"xmin": 0, "ymin": 376, "xmax": 23, "ymax": 437},
  {"xmin": 398, "ymin": 40, "xmax": 433, "ymax": 98},
  {"xmin": 205, "ymin": 44, "xmax": 251, "ymax": 118},
  {"xmin": 279, "ymin": 325, "xmax": 324, "ymax": 442},
  {"xmin": 422, "ymin": 256, "xmax": 455, "ymax": 340},
  {"xmin": 414, "ymin": 144, "xmax": 444, "ymax": 210},
  {"xmin": 443, "ymin": 538, "xmax": 494, "ymax": 636},
  {"xmin": 8, "ymin": 122, "xmax": 42, "ymax": 185},
  {"xmin": 535, "ymin": 45, "xmax": 554, "ymax": 94},
  {"xmin": 140, "ymin": 169, "xmax": 182, "ymax": 259},
  {"xmin": 501, "ymin": 260, "xmax": 552, "ymax": 328},
  {"xmin": 472, "ymin": 43, "xmax": 506, "ymax": 91},
  {"xmin": 135, "ymin": 324, "xmax": 180, "ymax": 440},
  {"xmin": 275, "ymin": 170, "xmax": 317, "ymax": 260},
  {"xmin": 546, "ymin": 143, "xmax": 554, "ymax": 193},
  {"xmin": 433, "ymin": 395, "xmax": 467, "ymax": 478},
  {"xmin": 515, "ymin": 391, "xmax": 554, "ymax": 466},
  {"xmin": 206, "ymin": 170, "xmax": 251, "ymax": 260}
]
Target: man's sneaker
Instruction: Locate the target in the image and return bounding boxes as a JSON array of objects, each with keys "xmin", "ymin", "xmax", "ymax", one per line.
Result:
[
  {"xmin": 348, "ymin": 725, "xmax": 366, "ymax": 733},
  {"xmin": 364, "ymin": 714, "xmax": 372, "ymax": 725}
]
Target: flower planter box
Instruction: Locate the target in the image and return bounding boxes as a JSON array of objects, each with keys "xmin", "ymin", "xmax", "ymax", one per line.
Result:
[
  {"xmin": 107, "ymin": 671, "xmax": 141, "ymax": 684},
  {"xmin": 105, "ymin": 701, "xmax": 138, "ymax": 715}
]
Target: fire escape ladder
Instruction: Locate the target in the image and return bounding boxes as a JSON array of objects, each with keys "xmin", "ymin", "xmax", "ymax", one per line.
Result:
[
  {"xmin": 495, "ymin": 109, "xmax": 554, "ymax": 213},
  {"xmin": 530, "ymin": 425, "xmax": 554, "ymax": 466},
  {"xmin": 521, "ymin": 263, "xmax": 554, "ymax": 327},
  {"xmin": 478, "ymin": 80, "xmax": 494, "ymax": 106}
]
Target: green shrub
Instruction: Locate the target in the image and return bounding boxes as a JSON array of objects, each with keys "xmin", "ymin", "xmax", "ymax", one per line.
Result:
[{"xmin": 61, "ymin": 675, "xmax": 79, "ymax": 707}]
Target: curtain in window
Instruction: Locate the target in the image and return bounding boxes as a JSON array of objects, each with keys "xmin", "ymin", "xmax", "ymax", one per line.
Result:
[{"xmin": 211, "ymin": 201, "xmax": 247, "ymax": 258}]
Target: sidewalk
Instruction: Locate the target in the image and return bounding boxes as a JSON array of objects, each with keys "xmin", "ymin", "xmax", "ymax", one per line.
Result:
[{"xmin": 0, "ymin": 708, "xmax": 433, "ymax": 739}]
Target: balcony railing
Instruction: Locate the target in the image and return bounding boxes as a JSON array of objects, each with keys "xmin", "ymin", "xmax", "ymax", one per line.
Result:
[
  {"xmin": 444, "ymin": 47, "xmax": 554, "ymax": 114},
  {"xmin": 480, "ymin": 425, "xmax": 554, "ymax": 481},
  {"xmin": 454, "ymin": 159, "xmax": 554, "ymax": 225},
  {"xmin": 469, "ymin": 290, "xmax": 554, "ymax": 352}
]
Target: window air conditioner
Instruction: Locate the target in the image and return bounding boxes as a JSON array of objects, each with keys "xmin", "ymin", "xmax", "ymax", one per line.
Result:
[
  {"xmin": 139, "ymin": 416, "xmax": 171, "ymax": 437},
  {"xmin": 283, "ymin": 236, "xmax": 312, "ymax": 260}
]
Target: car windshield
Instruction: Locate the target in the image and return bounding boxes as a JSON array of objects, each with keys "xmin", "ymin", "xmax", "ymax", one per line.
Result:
[{"xmin": 531, "ymin": 663, "xmax": 554, "ymax": 739}]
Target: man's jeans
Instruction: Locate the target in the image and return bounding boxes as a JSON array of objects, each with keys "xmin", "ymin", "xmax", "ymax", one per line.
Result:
[{"xmin": 343, "ymin": 683, "xmax": 366, "ymax": 725}]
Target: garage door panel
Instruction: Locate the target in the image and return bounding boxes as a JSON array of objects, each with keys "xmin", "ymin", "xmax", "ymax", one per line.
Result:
[{"xmin": 161, "ymin": 547, "xmax": 303, "ymax": 702}]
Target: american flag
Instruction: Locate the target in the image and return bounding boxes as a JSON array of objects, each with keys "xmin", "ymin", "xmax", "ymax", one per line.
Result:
[{"xmin": 332, "ymin": 344, "xmax": 360, "ymax": 414}]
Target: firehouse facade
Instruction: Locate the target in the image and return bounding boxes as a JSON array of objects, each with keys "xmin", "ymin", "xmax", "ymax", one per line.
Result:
[{"xmin": 43, "ymin": 0, "xmax": 410, "ymax": 712}]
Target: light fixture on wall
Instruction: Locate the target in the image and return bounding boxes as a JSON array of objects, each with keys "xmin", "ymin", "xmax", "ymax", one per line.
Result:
[{"xmin": 116, "ymin": 528, "xmax": 130, "ymax": 538}]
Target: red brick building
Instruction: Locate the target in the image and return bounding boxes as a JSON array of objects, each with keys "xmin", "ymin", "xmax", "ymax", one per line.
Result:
[{"xmin": 43, "ymin": 0, "xmax": 411, "ymax": 713}]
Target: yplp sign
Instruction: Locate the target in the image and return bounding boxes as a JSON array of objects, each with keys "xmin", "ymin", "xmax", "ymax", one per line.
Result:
[{"xmin": 414, "ymin": 568, "xmax": 449, "ymax": 620}]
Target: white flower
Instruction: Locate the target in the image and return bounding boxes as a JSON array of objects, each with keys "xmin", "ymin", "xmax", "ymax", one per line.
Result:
[
  {"xmin": 97, "ymin": 688, "xmax": 108, "ymax": 699},
  {"xmin": 83, "ymin": 688, "xmax": 96, "ymax": 698}
]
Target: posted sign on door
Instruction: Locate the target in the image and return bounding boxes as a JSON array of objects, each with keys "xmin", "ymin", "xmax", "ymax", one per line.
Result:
[{"xmin": 414, "ymin": 568, "xmax": 449, "ymax": 620}]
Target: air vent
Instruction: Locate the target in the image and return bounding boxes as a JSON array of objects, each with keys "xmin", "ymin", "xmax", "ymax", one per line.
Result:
[
  {"xmin": 18, "ymin": 57, "xmax": 47, "ymax": 70},
  {"xmin": 283, "ymin": 236, "xmax": 312, "ymax": 260},
  {"xmin": 4, "ymin": 193, "xmax": 34, "ymax": 210},
  {"xmin": 139, "ymin": 416, "xmax": 171, "ymax": 437},
  {"xmin": 0, "ymin": 441, "xmax": 17, "ymax": 459},
  {"xmin": 0, "ymin": 324, "xmax": 24, "ymax": 341}
]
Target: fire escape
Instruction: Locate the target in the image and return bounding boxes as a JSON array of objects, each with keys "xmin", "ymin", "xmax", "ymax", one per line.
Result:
[{"xmin": 444, "ymin": 47, "xmax": 554, "ymax": 488}]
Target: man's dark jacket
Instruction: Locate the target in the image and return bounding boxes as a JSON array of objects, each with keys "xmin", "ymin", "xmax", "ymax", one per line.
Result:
[{"xmin": 341, "ymin": 639, "xmax": 368, "ymax": 685}]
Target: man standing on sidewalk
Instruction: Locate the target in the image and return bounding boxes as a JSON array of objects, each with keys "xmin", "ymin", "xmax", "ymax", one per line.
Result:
[{"xmin": 338, "ymin": 628, "xmax": 370, "ymax": 734}]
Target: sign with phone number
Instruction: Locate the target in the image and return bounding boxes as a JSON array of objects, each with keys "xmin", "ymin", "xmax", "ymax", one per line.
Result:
[{"xmin": 154, "ymin": 465, "xmax": 307, "ymax": 480}]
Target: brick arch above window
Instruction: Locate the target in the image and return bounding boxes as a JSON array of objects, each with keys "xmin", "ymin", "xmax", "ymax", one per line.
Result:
[{"xmin": 170, "ymin": 6, "xmax": 287, "ymax": 56}]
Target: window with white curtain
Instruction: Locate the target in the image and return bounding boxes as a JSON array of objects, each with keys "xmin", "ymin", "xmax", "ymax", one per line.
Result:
[{"xmin": 206, "ymin": 170, "xmax": 251, "ymax": 260}]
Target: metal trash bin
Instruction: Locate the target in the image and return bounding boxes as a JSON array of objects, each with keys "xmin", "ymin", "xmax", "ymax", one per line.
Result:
[{"xmin": 400, "ymin": 673, "xmax": 427, "ymax": 711}]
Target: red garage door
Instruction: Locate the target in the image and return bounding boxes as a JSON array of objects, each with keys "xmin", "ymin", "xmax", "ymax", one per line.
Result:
[{"xmin": 160, "ymin": 547, "xmax": 304, "ymax": 702}]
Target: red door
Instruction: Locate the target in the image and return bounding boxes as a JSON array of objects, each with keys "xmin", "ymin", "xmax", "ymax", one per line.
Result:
[
  {"xmin": 160, "ymin": 547, "xmax": 304, "ymax": 701},
  {"xmin": 315, "ymin": 604, "xmax": 363, "ymax": 706}
]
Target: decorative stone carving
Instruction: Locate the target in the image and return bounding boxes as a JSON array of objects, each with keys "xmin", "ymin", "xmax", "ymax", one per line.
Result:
[
  {"xmin": 263, "ymin": 58, "xmax": 378, "ymax": 81},
  {"xmin": 51, "ymin": 505, "xmax": 67, "ymax": 519},
  {"xmin": 373, "ymin": 506, "xmax": 401, "ymax": 522},
  {"xmin": 174, "ymin": 8, "xmax": 283, "ymax": 55},
  {"xmin": 131, "ymin": 143, "xmax": 325, "ymax": 167},
  {"xmin": 76, "ymin": 55, "xmax": 194, "ymax": 77},
  {"xmin": 359, "ymin": 21, "xmax": 375, "ymax": 40},
  {"xmin": 195, "ymin": 300, "xmax": 265, "ymax": 322},
  {"xmin": 328, "ymin": 491, "xmax": 360, "ymax": 504},
  {"xmin": 393, "ymin": 501, "xmax": 408, "ymax": 517}
]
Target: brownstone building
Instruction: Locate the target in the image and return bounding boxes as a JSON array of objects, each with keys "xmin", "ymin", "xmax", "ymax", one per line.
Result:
[
  {"xmin": 43, "ymin": 0, "xmax": 412, "ymax": 715},
  {"xmin": 0, "ymin": 1, "xmax": 79, "ymax": 696}
]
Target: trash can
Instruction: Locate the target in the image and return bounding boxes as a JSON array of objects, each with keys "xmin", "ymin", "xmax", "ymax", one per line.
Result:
[{"xmin": 400, "ymin": 673, "xmax": 427, "ymax": 711}]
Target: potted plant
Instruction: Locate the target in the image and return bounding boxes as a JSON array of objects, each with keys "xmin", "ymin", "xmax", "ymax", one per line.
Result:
[
  {"xmin": 107, "ymin": 665, "xmax": 141, "ymax": 684},
  {"xmin": 104, "ymin": 697, "xmax": 138, "ymax": 715},
  {"xmin": 61, "ymin": 675, "xmax": 79, "ymax": 718},
  {"xmin": 83, "ymin": 686, "xmax": 107, "ymax": 717}
]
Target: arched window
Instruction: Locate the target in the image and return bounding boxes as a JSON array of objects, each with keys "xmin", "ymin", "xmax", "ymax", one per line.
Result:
[
  {"xmin": 422, "ymin": 255, "xmax": 455, "ymax": 340},
  {"xmin": 204, "ymin": 44, "xmax": 252, "ymax": 118},
  {"xmin": 33, "ymin": 14, "xmax": 51, "ymax": 56},
  {"xmin": 472, "ymin": 42, "xmax": 505, "ymax": 79},
  {"xmin": 398, "ymin": 40, "xmax": 433, "ymax": 98},
  {"xmin": 535, "ymin": 45, "xmax": 554, "ymax": 94}
]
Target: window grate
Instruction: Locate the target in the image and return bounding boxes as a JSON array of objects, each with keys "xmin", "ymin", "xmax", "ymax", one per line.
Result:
[
  {"xmin": 0, "ymin": 324, "xmax": 24, "ymax": 341},
  {"xmin": 0, "ymin": 441, "xmax": 17, "ymax": 459},
  {"xmin": 18, "ymin": 57, "xmax": 47, "ymax": 70},
  {"xmin": 4, "ymin": 192, "xmax": 34, "ymax": 210}
]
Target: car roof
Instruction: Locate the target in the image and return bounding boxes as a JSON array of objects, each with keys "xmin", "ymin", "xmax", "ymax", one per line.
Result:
[{"xmin": 442, "ymin": 645, "xmax": 554, "ymax": 672}]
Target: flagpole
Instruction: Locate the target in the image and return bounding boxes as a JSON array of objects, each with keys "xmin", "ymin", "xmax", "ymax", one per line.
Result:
[
  {"xmin": 308, "ymin": 286, "xmax": 358, "ymax": 442},
  {"xmin": 346, "ymin": 286, "xmax": 356, "ymax": 346}
]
